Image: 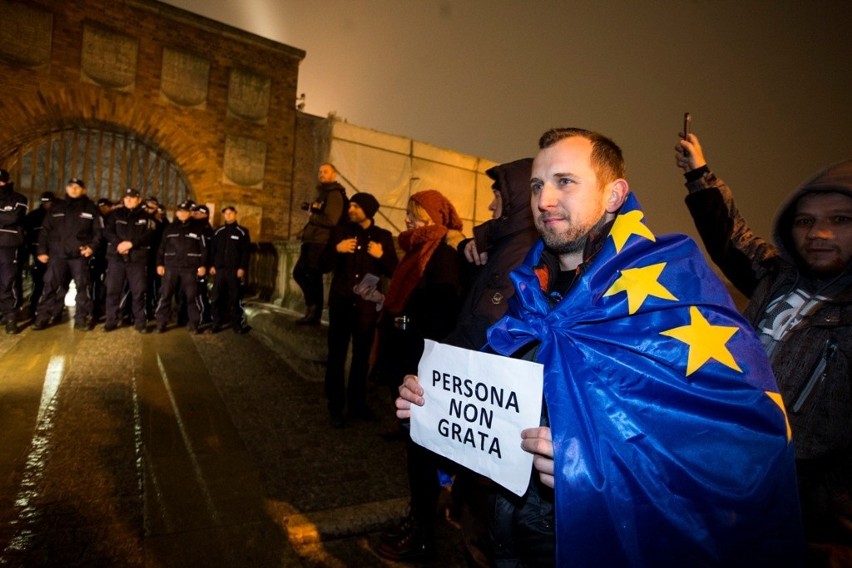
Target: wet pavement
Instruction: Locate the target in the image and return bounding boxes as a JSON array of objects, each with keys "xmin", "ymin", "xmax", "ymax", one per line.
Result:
[{"xmin": 0, "ymin": 302, "xmax": 468, "ymax": 567}]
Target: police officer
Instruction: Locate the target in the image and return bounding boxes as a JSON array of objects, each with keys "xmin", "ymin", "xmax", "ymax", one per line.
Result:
[
  {"xmin": 191, "ymin": 204, "xmax": 214, "ymax": 325},
  {"xmin": 143, "ymin": 196, "xmax": 167, "ymax": 319},
  {"xmin": 208, "ymin": 206, "xmax": 252, "ymax": 334},
  {"xmin": 155, "ymin": 200, "xmax": 207, "ymax": 334},
  {"xmin": 33, "ymin": 178, "xmax": 103, "ymax": 331},
  {"xmin": 24, "ymin": 191, "xmax": 54, "ymax": 317},
  {"xmin": 92, "ymin": 198, "xmax": 114, "ymax": 321},
  {"xmin": 0, "ymin": 168, "xmax": 28, "ymax": 334},
  {"xmin": 103, "ymin": 188, "xmax": 155, "ymax": 333}
]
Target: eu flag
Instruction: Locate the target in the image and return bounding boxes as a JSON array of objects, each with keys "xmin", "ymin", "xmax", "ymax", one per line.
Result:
[{"xmin": 488, "ymin": 193, "xmax": 803, "ymax": 567}]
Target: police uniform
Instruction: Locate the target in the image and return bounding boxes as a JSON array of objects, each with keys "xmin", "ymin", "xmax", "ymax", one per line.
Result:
[
  {"xmin": 0, "ymin": 169, "xmax": 28, "ymax": 334},
  {"xmin": 34, "ymin": 178, "xmax": 103, "ymax": 330},
  {"xmin": 103, "ymin": 188, "xmax": 156, "ymax": 332},
  {"xmin": 154, "ymin": 201, "xmax": 207, "ymax": 333},
  {"xmin": 24, "ymin": 192, "xmax": 54, "ymax": 316},
  {"xmin": 209, "ymin": 207, "xmax": 251, "ymax": 332}
]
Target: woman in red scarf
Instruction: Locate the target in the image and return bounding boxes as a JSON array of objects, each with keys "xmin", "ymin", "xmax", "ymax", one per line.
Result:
[{"xmin": 360, "ymin": 189, "xmax": 464, "ymax": 562}]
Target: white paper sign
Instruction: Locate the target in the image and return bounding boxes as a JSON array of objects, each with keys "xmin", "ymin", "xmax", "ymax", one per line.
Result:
[{"xmin": 412, "ymin": 340, "xmax": 544, "ymax": 496}]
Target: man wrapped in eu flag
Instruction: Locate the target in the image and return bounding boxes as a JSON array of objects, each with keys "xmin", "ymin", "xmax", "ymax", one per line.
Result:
[{"xmin": 395, "ymin": 127, "xmax": 804, "ymax": 567}]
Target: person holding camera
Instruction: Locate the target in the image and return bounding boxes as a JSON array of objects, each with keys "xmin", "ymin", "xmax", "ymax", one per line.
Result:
[{"xmin": 293, "ymin": 162, "xmax": 347, "ymax": 325}]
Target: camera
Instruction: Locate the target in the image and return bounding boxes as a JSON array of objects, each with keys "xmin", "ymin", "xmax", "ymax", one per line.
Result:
[{"xmin": 300, "ymin": 201, "xmax": 311, "ymax": 211}]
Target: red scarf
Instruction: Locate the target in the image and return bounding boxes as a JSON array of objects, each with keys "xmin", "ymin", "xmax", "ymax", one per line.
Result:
[{"xmin": 382, "ymin": 224, "xmax": 448, "ymax": 314}]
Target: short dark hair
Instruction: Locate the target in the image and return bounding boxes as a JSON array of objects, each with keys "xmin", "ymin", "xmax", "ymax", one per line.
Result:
[{"xmin": 538, "ymin": 127, "xmax": 625, "ymax": 185}]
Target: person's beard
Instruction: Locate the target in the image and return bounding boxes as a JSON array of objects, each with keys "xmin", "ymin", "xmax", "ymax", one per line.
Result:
[{"xmin": 538, "ymin": 211, "xmax": 608, "ymax": 256}]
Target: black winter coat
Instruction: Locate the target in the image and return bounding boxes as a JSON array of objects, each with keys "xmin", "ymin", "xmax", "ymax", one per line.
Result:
[
  {"xmin": 103, "ymin": 205, "xmax": 157, "ymax": 263},
  {"xmin": 210, "ymin": 222, "xmax": 251, "ymax": 270},
  {"xmin": 157, "ymin": 219, "xmax": 207, "ymax": 269},
  {"xmin": 445, "ymin": 158, "xmax": 537, "ymax": 350},
  {"xmin": 324, "ymin": 220, "xmax": 398, "ymax": 304},
  {"xmin": 37, "ymin": 195, "xmax": 102, "ymax": 258},
  {"xmin": 0, "ymin": 184, "xmax": 27, "ymax": 249}
]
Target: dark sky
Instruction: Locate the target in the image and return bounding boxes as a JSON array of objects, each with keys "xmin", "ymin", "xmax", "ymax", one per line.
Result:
[{"xmin": 163, "ymin": 0, "xmax": 851, "ymax": 240}]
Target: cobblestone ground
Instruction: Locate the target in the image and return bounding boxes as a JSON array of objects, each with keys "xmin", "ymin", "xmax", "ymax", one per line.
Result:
[{"xmin": 0, "ymin": 306, "xmax": 469, "ymax": 567}]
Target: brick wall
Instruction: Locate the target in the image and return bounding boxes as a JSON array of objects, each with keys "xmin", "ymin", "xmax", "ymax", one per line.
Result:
[{"xmin": 0, "ymin": 0, "xmax": 305, "ymax": 241}]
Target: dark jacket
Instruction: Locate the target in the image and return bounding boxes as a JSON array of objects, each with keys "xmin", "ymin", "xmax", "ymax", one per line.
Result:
[
  {"xmin": 374, "ymin": 241, "xmax": 461, "ymax": 386},
  {"xmin": 25, "ymin": 206, "xmax": 48, "ymax": 255},
  {"xmin": 445, "ymin": 158, "xmax": 537, "ymax": 350},
  {"xmin": 324, "ymin": 220, "xmax": 398, "ymax": 304},
  {"xmin": 684, "ymin": 161, "xmax": 852, "ymax": 540},
  {"xmin": 0, "ymin": 183, "xmax": 28, "ymax": 248},
  {"xmin": 103, "ymin": 205, "xmax": 156, "ymax": 263},
  {"xmin": 192, "ymin": 218, "xmax": 215, "ymax": 265},
  {"xmin": 301, "ymin": 182, "xmax": 346, "ymax": 245},
  {"xmin": 157, "ymin": 219, "xmax": 207, "ymax": 269},
  {"xmin": 210, "ymin": 222, "xmax": 251, "ymax": 270},
  {"xmin": 38, "ymin": 195, "xmax": 103, "ymax": 258}
]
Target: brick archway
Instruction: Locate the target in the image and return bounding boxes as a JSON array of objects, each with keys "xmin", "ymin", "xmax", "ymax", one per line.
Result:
[
  {"xmin": 3, "ymin": 123, "xmax": 192, "ymax": 211},
  {"xmin": 0, "ymin": 86, "xmax": 220, "ymax": 213}
]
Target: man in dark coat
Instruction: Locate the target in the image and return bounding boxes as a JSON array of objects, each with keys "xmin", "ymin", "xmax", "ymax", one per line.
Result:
[
  {"xmin": 0, "ymin": 168, "xmax": 28, "ymax": 334},
  {"xmin": 154, "ymin": 200, "xmax": 207, "ymax": 334},
  {"xmin": 208, "ymin": 206, "xmax": 251, "ymax": 334},
  {"xmin": 23, "ymin": 191, "xmax": 55, "ymax": 317},
  {"xmin": 102, "ymin": 187, "xmax": 156, "ymax": 333},
  {"xmin": 293, "ymin": 162, "xmax": 347, "ymax": 325},
  {"xmin": 322, "ymin": 192, "xmax": 398, "ymax": 427},
  {"xmin": 33, "ymin": 178, "xmax": 103, "ymax": 331}
]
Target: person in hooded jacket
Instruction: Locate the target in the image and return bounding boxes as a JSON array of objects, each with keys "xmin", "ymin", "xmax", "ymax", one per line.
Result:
[
  {"xmin": 0, "ymin": 168, "xmax": 28, "ymax": 334},
  {"xmin": 676, "ymin": 133, "xmax": 852, "ymax": 564},
  {"xmin": 33, "ymin": 178, "xmax": 103, "ymax": 331},
  {"xmin": 441, "ymin": 158, "xmax": 538, "ymax": 566}
]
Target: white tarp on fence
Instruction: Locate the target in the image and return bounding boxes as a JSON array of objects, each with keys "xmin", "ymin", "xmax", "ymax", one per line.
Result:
[{"xmin": 324, "ymin": 119, "xmax": 499, "ymax": 237}]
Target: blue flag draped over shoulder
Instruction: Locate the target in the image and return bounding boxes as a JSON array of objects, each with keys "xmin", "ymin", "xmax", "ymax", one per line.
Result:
[{"xmin": 487, "ymin": 193, "xmax": 803, "ymax": 567}]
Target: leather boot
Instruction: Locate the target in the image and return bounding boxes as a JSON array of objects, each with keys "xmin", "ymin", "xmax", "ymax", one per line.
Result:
[
  {"xmin": 376, "ymin": 517, "xmax": 435, "ymax": 562},
  {"xmin": 295, "ymin": 304, "xmax": 320, "ymax": 325}
]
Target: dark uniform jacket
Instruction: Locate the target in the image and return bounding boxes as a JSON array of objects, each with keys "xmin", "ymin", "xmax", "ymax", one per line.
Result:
[
  {"xmin": 210, "ymin": 222, "xmax": 251, "ymax": 270},
  {"xmin": 157, "ymin": 219, "xmax": 207, "ymax": 269},
  {"xmin": 103, "ymin": 205, "xmax": 156, "ymax": 263},
  {"xmin": 445, "ymin": 158, "xmax": 537, "ymax": 350},
  {"xmin": 324, "ymin": 220, "xmax": 398, "ymax": 304},
  {"xmin": 0, "ymin": 184, "xmax": 27, "ymax": 248},
  {"xmin": 37, "ymin": 195, "xmax": 102, "ymax": 258}
]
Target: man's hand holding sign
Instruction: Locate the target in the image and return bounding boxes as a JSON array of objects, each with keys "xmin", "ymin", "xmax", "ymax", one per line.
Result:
[{"xmin": 395, "ymin": 340, "xmax": 546, "ymax": 496}]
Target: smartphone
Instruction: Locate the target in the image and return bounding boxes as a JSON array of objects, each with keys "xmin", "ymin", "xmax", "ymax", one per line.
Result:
[{"xmin": 682, "ymin": 112, "xmax": 691, "ymax": 140}]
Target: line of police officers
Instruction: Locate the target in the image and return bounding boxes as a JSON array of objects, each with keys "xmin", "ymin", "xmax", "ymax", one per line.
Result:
[{"xmin": 0, "ymin": 173, "xmax": 251, "ymax": 335}]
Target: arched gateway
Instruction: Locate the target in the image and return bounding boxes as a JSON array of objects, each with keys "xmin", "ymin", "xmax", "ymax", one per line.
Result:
[{"xmin": 3, "ymin": 124, "xmax": 191, "ymax": 210}]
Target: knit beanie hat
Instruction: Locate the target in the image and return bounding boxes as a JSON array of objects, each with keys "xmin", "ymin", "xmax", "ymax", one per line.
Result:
[
  {"xmin": 350, "ymin": 192, "xmax": 380, "ymax": 219},
  {"xmin": 410, "ymin": 189, "xmax": 463, "ymax": 230}
]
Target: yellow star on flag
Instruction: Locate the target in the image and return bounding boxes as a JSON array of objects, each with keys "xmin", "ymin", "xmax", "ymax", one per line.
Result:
[
  {"xmin": 603, "ymin": 262, "xmax": 678, "ymax": 314},
  {"xmin": 660, "ymin": 306, "xmax": 742, "ymax": 376},
  {"xmin": 766, "ymin": 391, "xmax": 793, "ymax": 442},
  {"xmin": 609, "ymin": 209, "xmax": 656, "ymax": 254}
]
